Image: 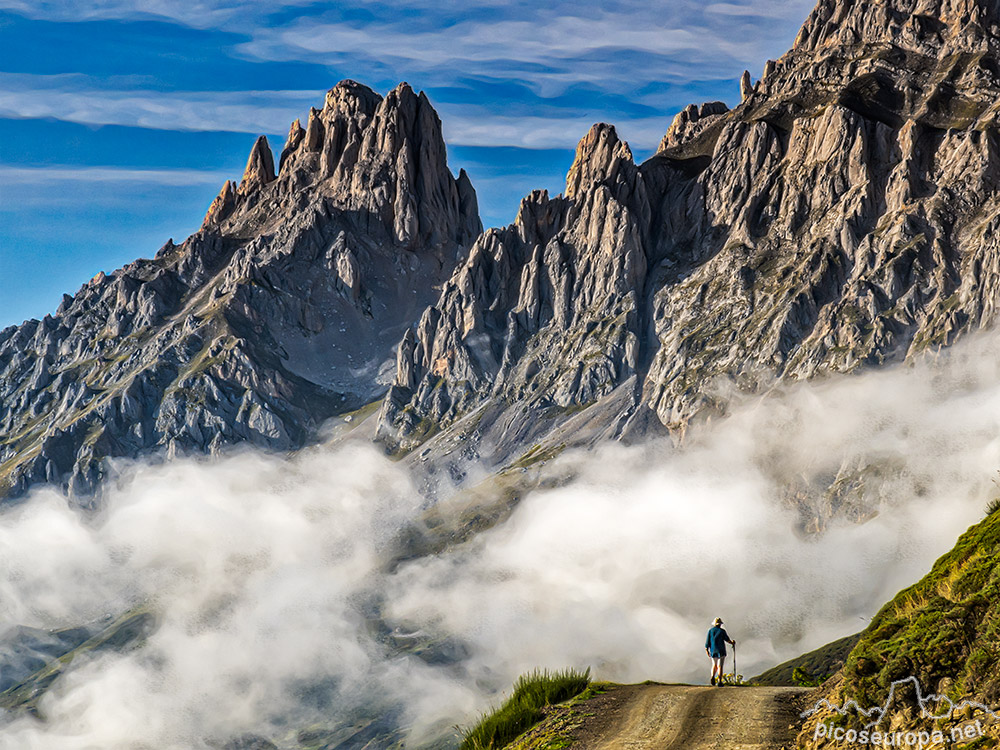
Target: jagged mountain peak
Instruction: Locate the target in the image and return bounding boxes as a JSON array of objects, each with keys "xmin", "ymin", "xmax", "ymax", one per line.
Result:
[
  {"xmin": 206, "ymin": 80, "xmax": 480, "ymax": 249},
  {"xmin": 659, "ymin": 101, "xmax": 729, "ymax": 153},
  {"xmin": 237, "ymin": 135, "xmax": 276, "ymax": 197},
  {"xmin": 690, "ymin": 0, "xmax": 1000, "ymax": 148},
  {"xmin": 375, "ymin": 0, "xmax": 1000, "ymax": 496},
  {"xmin": 565, "ymin": 123, "xmax": 635, "ymax": 199},
  {"xmin": 323, "ymin": 78, "xmax": 382, "ymax": 113},
  {"xmin": 0, "ymin": 78, "xmax": 485, "ymax": 502},
  {"xmin": 201, "ymin": 180, "xmax": 236, "ymax": 229}
]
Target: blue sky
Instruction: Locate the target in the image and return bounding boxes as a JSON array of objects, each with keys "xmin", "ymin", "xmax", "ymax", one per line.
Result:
[{"xmin": 0, "ymin": 0, "xmax": 816, "ymax": 329}]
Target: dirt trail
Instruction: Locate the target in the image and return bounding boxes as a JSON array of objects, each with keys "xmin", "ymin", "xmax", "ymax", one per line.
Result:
[{"xmin": 568, "ymin": 684, "xmax": 812, "ymax": 750}]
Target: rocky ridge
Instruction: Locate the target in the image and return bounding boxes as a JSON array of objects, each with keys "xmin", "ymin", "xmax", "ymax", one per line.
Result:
[
  {"xmin": 0, "ymin": 80, "xmax": 479, "ymax": 500},
  {"xmin": 6, "ymin": 0, "xmax": 1000, "ymax": 746}
]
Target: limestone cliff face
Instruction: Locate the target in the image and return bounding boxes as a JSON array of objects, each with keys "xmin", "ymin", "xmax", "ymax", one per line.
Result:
[
  {"xmin": 217, "ymin": 80, "xmax": 480, "ymax": 248},
  {"xmin": 379, "ymin": 0, "xmax": 1000, "ymax": 458},
  {"xmin": 0, "ymin": 81, "xmax": 480, "ymax": 501}
]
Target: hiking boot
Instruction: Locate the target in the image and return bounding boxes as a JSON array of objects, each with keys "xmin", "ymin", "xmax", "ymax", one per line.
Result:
[{"xmin": 710, "ymin": 677, "xmax": 715, "ymax": 686}]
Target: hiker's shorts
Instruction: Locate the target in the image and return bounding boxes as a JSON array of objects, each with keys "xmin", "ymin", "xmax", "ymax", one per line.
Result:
[{"xmin": 711, "ymin": 655, "xmax": 726, "ymax": 668}]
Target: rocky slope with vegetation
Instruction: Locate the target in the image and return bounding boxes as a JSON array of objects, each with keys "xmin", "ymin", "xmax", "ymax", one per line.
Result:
[
  {"xmin": 7, "ymin": 0, "xmax": 1000, "ymax": 744},
  {"xmin": 797, "ymin": 502, "xmax": 1000, "ymax": 748}
]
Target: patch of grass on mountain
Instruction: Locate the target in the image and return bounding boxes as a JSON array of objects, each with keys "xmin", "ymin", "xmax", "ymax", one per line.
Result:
[
  {"xmin": 509, "ymin": 442, "xmax": 566, "ymax": 471},
  {"xmin": 837, "ymin": 507, "xmax": 1000, "ymax": 709},
  {"xmin": 0, "ymin": 606, "xmax": 155, "ymax": 716},
  {"xmin": 460, "ymin": 668, "xmax": 591, "ymax": 750}
]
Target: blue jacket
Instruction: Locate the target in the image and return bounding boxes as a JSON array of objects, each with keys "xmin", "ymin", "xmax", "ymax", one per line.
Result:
[{"xmin": 706, "ymin": 626, "xmax": 732, "ymax": 657}]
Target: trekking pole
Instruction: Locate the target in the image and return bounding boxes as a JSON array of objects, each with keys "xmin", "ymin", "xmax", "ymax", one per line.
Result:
[{"xmin": 733, "ymin": 643, "xmax": 737, "ymax": 684}]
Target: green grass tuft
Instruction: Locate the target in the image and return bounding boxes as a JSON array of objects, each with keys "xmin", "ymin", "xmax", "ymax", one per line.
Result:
[
  {"xmin": 718, "ymin": 671, "xmax": 748, "ymax": 686},
  {"xmin": 460, "ymin": 668, "xmax": 591, "ymax": 750},
  {"xmin": 985, "ymin": 497, "xmax": 1000, "ymax": 517}
]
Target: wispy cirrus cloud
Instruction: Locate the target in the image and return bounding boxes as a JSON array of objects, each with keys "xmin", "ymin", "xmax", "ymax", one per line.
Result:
[
  {"xmin": 0, "ymin": 164, "xmax": 233, "ymax": 186},
  {"xmin": 0, "ymin": 165, "xmax": 230, "ymax": 218},
  {"xmin": 705, "ymin": 1, "xmax": 815, "ymax": 18},
  {"xmin": 2, "ymin": 1, "xmax": 816, "ymax": 95},
  {"xmin": 0, "ymin": 74, "xmax": 669, "ymax": 151},
  {"xmin": 0, "ymin": 0, "xmax": 320, "ymax": 29},
  {"xmin": 236, "ymin": 0, "xmax": 817, "ymax": 96},
  {"xmin": 0, "ymin": 73, "xmax": 322, "ymax": 134},
  {"xmin": 439, "ymin": 108, "xmax": 670, "ymax": 151},
  {"xmin": 0, "ymin": 1, "xmax": 818, "ymax": 149}
]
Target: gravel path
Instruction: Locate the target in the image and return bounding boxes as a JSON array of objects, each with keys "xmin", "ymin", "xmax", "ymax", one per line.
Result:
[{"xmin": 567, "ymin": 684, "xmax": 812, "ymax": 750}]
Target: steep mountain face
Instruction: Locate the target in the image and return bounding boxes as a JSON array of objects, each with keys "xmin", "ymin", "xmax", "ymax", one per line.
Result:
[
  {"xmin": 0, "ymin": 81, "xmax": 480, "ymax": 501},
  {"xmin": 5, "ymin": 2, "xmax": 1000, "ymax": 746},
  {"xmin": 377, "ymin": 124, "xmax": 659, "ymax": 463},
  {"xmin": 378, "ymin": 0, "xmax": 1000, "ymax": 463}
]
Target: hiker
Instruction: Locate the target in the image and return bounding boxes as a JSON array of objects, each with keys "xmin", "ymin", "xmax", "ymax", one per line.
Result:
[{"xmin": 705, "ymin": 617, "xmax": 736, "ymax": 686}]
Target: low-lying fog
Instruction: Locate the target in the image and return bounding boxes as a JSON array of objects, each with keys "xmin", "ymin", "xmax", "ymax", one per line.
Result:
[{"xmin": 3, "ymin": 330, "xmax": 1000, "ymax": 748}]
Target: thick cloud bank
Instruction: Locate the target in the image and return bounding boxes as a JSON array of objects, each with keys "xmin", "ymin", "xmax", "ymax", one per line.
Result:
[{"xmin": 3, "ymin": 331, "xmax": 1000, "ymax": 748}]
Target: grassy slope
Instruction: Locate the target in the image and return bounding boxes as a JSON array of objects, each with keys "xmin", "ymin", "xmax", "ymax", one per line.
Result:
[
  {"xmin": 0, "ymin": 607, "xmax": 154, "ymax": 715},
  {"xmin": 502, "ymin": 682, "xmax": 617, "ymax": 750},
  {"xmin": 835, "ymin": 508, "xmax": 1000, "ymax": 709}
]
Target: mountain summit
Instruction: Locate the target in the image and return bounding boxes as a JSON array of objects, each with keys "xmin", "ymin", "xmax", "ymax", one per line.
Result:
[
  {"xmin": 211, "ymin": 79, "xmax": 479, "ymax": 248},
  {"xmin": 795, "ymin": 0, "xmax": 1000, "ymax": 52}
]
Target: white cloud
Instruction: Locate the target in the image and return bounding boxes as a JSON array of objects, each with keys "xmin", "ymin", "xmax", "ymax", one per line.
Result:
[
  {"xmin": 0, "ymin": 165, "xmax": 233, "ymax": 186},
  {"xmin": 0, "ymin": 0, "xmax": 817, "ymax": 95},
  {"xmin": 0, "ymin": 1, "xmax": 820, "ymax": 152},
  {"xmin": 0, "ymin": 73, "xmax": 670, "ymax": 150},
  {"xmin": 259, "ymin": 15, "xmax": 702, "ymax": 66},
  {"xmin": 3, "ymin": 327, "xmax": 1000, "ymax": 747},
  {"xmin": 705, "ymin": 0, "xmax": 815, "ymax": 19},
  {"xmin": 0, "ymin": 0, "xmax": 319, "ymax": 29},
  {"xmin": 439, "ymin": 108, "xmax": 669, "ymax": 150},
  {"xmin": 0, "ymin": 75, "xmax": 323, "ymax": 134},
  {"xmin": 234, "ymin": 0, "xmax": 818, "ymax": 94}
]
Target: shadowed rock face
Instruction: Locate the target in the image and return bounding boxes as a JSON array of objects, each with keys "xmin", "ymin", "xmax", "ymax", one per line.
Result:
[
  {"xmin": 0, "ymin": 81, "xmax": 480, "ymax": 502},
  {"xmin": 376, "ymin": 124, "xmax": 652, "ymax": 458},
  {"xmin": 377, "ymin": 0, "xmax": 1000, "ymax": 461}
]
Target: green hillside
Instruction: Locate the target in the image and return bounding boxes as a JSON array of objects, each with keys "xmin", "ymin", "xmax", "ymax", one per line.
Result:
[
  {"xmin": 753, "ymin": 633, "xmax": 860, "ymax": 687},
  {"xmin": 836, "ymin": 507, "xmax": 1000, "ymax": 710}
]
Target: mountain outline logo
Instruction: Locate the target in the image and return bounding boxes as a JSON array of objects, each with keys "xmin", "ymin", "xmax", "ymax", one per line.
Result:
[{"xmin": 801, "ymin": 675, "xmax": 999, "ymax": 729}]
